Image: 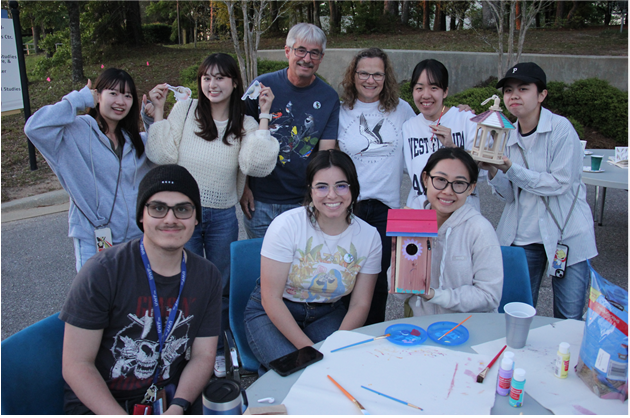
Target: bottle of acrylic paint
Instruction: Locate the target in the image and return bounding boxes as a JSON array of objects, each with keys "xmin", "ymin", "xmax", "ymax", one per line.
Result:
[
  {"xmin": 496, "ymin": 357, "xmax": 514, "ymax": 396},
  {"xmin": 503, "ymin": 351, "xmax": 515, "ymax": 369},
  {"xmin": 554, "ymin": 342, "xmax": 571, "ymax": 379},
  {"xmin": 509, "ymin": 368, "xmax": 526, "ymax": 408}
]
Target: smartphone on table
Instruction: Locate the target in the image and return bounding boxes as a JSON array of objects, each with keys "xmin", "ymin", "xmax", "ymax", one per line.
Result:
[{"xmin": 268, "ymin": 346, "xmax": 324, "ymax": 377}]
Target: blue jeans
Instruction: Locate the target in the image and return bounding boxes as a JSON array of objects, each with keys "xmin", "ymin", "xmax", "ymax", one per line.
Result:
[
  {"xmin": 185, "ymin": 206, "xmax": 239, "ymax": 353},
  {"xmin": 73, "ymin": 238, "xmax": 97, "ymax": 272},
  {"xmin": 517, "ymin": 243, "xmax": 590, "ymax": 320},
  {"xmin": 244, "ymin": 283, "xmax": 347, "ymax": 371},
  {"xmin": 243, "ymin": 200, "xmax": 301, "ymax": 239},
  {"xmin": 349, "ymin": 199, "xmax": 390, "ymax": 325}
]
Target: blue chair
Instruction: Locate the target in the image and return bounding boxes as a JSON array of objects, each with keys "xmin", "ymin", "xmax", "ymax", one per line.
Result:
[
  {"xmin": 227, "ymin": 238, "xmax": 263, "ymax": 374},
  {"xmin": 1, "ymin": 313, "xmax": 65, "ymax": 414},
  {"xmin": 499, "ymin": 246, "xmax": 534, "ymax": 313}
]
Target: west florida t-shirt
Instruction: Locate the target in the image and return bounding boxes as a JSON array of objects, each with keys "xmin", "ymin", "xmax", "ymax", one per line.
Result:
[
  {"xmin": 338, "ymin": 99, "xmax": 416, "ymax": 209},
  {"xmin": 403, "ymin": 107, "xmax": 479, "ymax": 209},
  {"xmin": 261, "ymin": 207, "xmax": 382, "ymax": 303}
]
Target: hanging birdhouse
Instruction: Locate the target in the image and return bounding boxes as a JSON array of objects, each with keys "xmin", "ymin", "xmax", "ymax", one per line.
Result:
[
  {"xmin": 386, "ymin": 209, "xmax": 438, "ymax": 295},
  {"xmin": 469, "ymin": 95, "xmax": 516, "ymax": 164}
]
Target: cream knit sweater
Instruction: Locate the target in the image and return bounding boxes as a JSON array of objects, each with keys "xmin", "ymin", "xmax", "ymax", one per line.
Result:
[{"xmin": 146, "ymin": 99, "xmax": 279, "ymax": 208}]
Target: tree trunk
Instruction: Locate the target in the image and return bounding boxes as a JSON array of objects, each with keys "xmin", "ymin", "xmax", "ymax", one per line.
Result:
[
  {"xmin": 177, "ymin": 0, "xmax": 181, "ymax": 45},
  {"xmin": 401, "ymin": 0, "xmax": 410, "ymax": 24},
  {"xmin": 604, "ymin": 1, "xmax": 612, "ymax": 26},
  {"xmin": 566, "ymin": 0, "xmax": 578, "ymax": 23},
  {"xmin": 329, "ymin": 0, "xmax": 341, "ymax": 34},
  {"xmin": 555, "ymin": 1, "xmax": 564, "ymax": 27},
  {"xmin": 482, "ymin": 1, "xmax": 495, "ymax": 28},
  {"xmin": 194, "ymin": 14, "xmax": 198, "ymax": 48},
  {"xmin": 65, "ymin": 1, "xmax": 84, "ymax": 83},
  {"xmin": 440, "ymin": 5, "xmax": 446, "ymax": 31},
  {"xmin": 421, "ymin": 1, "xmax": 428, "ymax": 29},
  {"xmin": 450, "ymin": 13, "xmax": 456, "ymax": 30},
  {"xmin": 123, "ymin": 0, "xmax": 143, "ymax": 47},
  {"xmin": 515, "ymin": 1, "xmax": 521, "ymax": 30},
  {"xmin": 384, "ymin": 1, "xmax": 398, "ymax": 17},
  {"xmin": 31, "ymin": 22, "xmax": 40, "ymax": 54},
  {"xmin": 433, "ymin": 1, "xmax": 441, "ymax": 31}
]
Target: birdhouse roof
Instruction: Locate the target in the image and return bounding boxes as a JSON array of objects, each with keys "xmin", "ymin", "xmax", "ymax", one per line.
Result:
[
  {"xmin": 470, "ymin": 110, "xmax": 516, "ymax": 130},
  {"xmin": 386, "ymin": 209, "xmax": 438, "ymax": 237}
]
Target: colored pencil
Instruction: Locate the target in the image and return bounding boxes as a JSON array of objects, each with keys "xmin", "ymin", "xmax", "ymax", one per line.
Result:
[
  {"xmin": 360, "ymin": 386, "xmax": 423, "ymax": 411},
  {"xmin": 330, "ymin": 334, "xmax": 391, "ymax": 353},
  {"xmin": 327, "ymin": 375, "xmax": 370, "ymax": 415},
  {"xmin": 437, "ymin": 315, "xmax": 472, "ymax": 340},
  {"xmin": 476, "ymin": 345, "xmax": 507, "ymax": 383}
]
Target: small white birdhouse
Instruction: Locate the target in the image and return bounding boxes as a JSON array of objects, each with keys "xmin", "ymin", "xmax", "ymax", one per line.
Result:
[{"xmin": 469, "ymin": 95, "xmax": 516, "ymax": 164}]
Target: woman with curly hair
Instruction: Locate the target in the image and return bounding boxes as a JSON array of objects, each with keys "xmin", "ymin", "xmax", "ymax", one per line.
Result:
[{"xmin": 337, "ymin": 47, "xmax": 416, "ymax": 325}]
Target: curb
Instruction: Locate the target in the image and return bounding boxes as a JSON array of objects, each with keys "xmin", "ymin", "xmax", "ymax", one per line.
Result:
[{"xmin": 1, "ymin": 189, "xmax": 69, "ymax": 213}]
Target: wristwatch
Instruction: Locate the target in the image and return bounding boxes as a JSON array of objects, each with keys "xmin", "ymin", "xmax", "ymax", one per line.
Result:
[
  {"xmin": 170, "ymin": 397, "xmax": 191, "ymax": 412},
  {"xmin": 259, "ymin": 113, "xmax": 272, "ymax": 120}
]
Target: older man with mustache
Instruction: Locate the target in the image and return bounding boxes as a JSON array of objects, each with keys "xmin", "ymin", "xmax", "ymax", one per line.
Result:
[{"xmin": 240, "ymin": 23, "xmax": 340, "ymax": 239}]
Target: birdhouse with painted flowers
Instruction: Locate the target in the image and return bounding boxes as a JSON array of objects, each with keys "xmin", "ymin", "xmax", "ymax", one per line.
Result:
[
  {"xmin": 386, "ymin": 209, "xmax": 438, "ymax": 295},
  {"xmin": 470, "ymin": 95, "xmax": 516, "ymax": 164}
]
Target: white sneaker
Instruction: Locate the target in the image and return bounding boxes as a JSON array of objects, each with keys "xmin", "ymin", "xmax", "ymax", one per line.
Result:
[{"xmin": 214, "ymin": 355, "xmax": 226, "ymax": 378}]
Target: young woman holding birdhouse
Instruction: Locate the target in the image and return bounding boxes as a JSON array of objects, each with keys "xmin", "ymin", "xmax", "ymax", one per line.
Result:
[
  {"xmin": 24, "ymin": 68, "xmax": 153, "ymax": 272},
  {"xmin": 144, "ymin": 53, "xmax": 279, "ymax": 377},
  {"xmin": 403, "ymin": 59, "xmax": 480, "ymax": 211},
  {"xmin": 394, "ymin": 147, "xmax": 503, "ymax": 317},
  {"xmin": 479, "ymin": 62, "xmax": 597, "ymax": 321},
  {"xmin": 244, "ymin": 150, "xmax": 382, "ymax": 371}
]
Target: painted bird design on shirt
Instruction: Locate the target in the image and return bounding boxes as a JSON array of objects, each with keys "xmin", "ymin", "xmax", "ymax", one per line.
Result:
[{"xmin": 359, "ymin": 113, "xmax": 385, "ymax": 152}]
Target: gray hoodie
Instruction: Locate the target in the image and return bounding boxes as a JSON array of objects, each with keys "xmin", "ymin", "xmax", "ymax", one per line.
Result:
[
  {"xmin": 397, "ymin": 203, "xmax": 503, "ymax": 316},
  {"xmin": 24, "ymin": 86, "xmax": 152, "ymax": 244}
]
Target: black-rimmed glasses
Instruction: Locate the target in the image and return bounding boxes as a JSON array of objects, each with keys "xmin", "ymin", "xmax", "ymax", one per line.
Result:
[
  {"xmin": 427, "ymin": 175, "xmax": 471, "ymax": 194},
  {"xmin": 311, "ymin": 183, "xmax": 351, "ymax": 197},
  {"xmin": 290, "ymin": 46, "xmax": 323, "ymax": 61},
  {"xmin": 145, "ymin": 202, "xmax": 195, "ymax": 219},
  {"xmin": 355, "ymin": 71, "xmax": 385, "ymax": 82}
]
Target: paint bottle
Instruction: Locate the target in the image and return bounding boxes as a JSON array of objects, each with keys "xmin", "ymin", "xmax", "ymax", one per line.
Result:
[
  {"xmin": 554, "ymin": 342, "xmax": 571, "ymax": 379},
  {"xmin": 496, "ymin": 357, "xmax": 514, "ymax": 396},
  {"xmin": 503, "ymin": 351, "xmax": 515, "ymax": 369},
  {"xmin": 509, "ymin": 368, "xmax": 526, "ymax": 408}
]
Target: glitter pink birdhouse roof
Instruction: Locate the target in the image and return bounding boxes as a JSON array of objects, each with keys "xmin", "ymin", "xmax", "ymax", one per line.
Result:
[
  {"xmin": 386, "ymin": 209, "xmax": 438, "ymax": 237},
  {"xmin": 470, "ymin": 110, "xmax": 516, "ymax": 130}
]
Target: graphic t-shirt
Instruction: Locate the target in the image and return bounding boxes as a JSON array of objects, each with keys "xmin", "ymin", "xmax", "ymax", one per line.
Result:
[
  {"xmin": 59, "ymin": 239, "xmax": 222, "ymax": 412},
  {"xmin": 261, "ymin": 207, "xmax": 382, "ymax": 303},
  {"xmin": 246, "ymin": 69, "xmax": 340, "ymax": 204},
  {"xmin": 403, "ymin": 107, "xmax": 479, "ymax": 209},
  {"xmin": 338, "ymin": 99, "xmax": 416, "ymax": 209}
]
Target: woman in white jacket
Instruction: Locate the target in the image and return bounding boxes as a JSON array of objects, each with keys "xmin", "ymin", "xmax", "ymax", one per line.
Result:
[
  {"xmin": 145, "ymin": 53, "xmax": 279, "ymax": 376},
  {"xmin": 394, "ymin": 147, "xmax": 503, "ymax": 316}
]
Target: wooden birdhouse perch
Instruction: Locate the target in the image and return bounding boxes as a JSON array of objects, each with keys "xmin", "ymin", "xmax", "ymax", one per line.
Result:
[
  {"xmin": 469, "ymin": 95, "xmax": 516, "ymax": 164},
  {"xmin": 386, "ymin": 209, "xmax": 438, "ymax": 295}
]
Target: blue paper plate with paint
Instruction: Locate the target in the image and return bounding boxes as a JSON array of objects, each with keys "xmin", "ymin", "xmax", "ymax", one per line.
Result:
[
  {"xmin": 427, "ymin": 321, "xmax": 469, "ymax": 346},
  {"xmin": 385, "ymin": 324, "xmax": 428, "ymax": 346}
]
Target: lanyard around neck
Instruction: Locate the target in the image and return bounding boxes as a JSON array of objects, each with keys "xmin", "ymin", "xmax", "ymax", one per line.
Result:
[{"xmin": 139, "ymin": 238, "xmax": 187, "ymax": 386}]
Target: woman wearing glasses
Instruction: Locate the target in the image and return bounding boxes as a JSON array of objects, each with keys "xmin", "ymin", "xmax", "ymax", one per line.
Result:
[
  {"xmin": 244, "ymin": 150, "xmax": 382, "ymax": 372},
  {"xmin": 394, "ymin": 147, "xmax": 503, "ymax": 316},
  {"xmin": 337, "ymin": 48, "xmax": 416, "ymax": 325}
]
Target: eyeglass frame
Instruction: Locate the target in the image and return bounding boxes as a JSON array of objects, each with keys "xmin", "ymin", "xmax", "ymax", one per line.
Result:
[
  {"xmin": 310, "ymin": 182, "xmax": 351, "ymax": 197},
  {"xmin": 355, "ymin": 71, "xmax": 385, "ymax": 82},
  {"xmin": 425, "ymin": 175, "xmax": 472, "ymax": 194},
  {"xmin": 144, "ymin": 202, "xmax": 196, "ymax": 219},
  {"xmin": 288, "ymin": 46, "xmax": 323, "ymax": 61}
]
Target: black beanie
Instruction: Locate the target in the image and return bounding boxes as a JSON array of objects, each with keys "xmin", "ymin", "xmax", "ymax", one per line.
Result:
[{"xmin": 136, "ymin": 164, "xmax": 202, "ymax": 231}]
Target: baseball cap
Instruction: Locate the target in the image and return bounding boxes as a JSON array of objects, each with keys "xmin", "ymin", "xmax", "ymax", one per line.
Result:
[{"xmin": 496, "ymin": 62, "xmax": 547, "ymax": 89}]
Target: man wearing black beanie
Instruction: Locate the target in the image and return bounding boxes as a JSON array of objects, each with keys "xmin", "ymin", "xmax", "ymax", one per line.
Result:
[{"xmin": 60, "ymin": 165, "xmax": 221, "ymax": 414}]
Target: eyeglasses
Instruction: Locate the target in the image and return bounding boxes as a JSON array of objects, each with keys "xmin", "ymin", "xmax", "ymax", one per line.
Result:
[
  {"xmin": 355, "ymin": 71, "xmax": 385, "ymax": 82},
  {"xmin": 427, "ymin": 175, "xmax": 471, "ymax": 194},
  {"xmin": 311, "ymin": 183, "xmax": 351, "ymax": 197},
  {"xmin": 290, "ymin": 46, "xmax": 323, "ymax": 61},
  {"xmin": 145, "ymin": 202, "xmax": 195, "ymax": 219}
]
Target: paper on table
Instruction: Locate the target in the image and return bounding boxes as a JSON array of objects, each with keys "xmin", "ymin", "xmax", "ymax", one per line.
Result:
[
  {"xmin": 471, "ymin": 319, "xmax": 628, "ymax": 415},
  {"xmin": 282, "ymin": 330, "xmax": 497, "ymax": 415}
]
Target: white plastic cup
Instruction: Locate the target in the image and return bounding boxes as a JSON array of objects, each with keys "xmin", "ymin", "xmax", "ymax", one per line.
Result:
[
  {"xmin": 580, "ymin": 140, "xmax": 587, "ymax": 157},
  {"xmin": 504, "ymin": 302, "xmax": 536, "ymax": 349}
]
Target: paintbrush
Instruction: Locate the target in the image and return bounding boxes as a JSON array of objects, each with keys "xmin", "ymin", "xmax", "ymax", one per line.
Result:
[
  {"xmin": 330, "ymin": 334, "xmax": 391, "ymax": 353},
  {"xmin": 438, "ymin": 315, "xmax": 472, "ymax": 340},
  {"xmin": 360, "ymin": 385, "xmax": 423, "ymax": 411},
  {"xmin": 476, "ymin": 345, "xmax": 507, "ymax": 383},
  {"xmin": 327, "ymin": 375, "xmax": 370, "ymax": 415}
]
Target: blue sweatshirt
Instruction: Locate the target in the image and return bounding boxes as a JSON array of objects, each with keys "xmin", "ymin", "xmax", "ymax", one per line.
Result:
[{"xmin": 24, "ymin": 86, "xmax": 153, "ymax": 244}]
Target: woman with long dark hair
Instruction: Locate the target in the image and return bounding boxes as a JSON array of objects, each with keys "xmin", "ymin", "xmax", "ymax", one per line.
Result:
[
  {"xmin": 244, "ymin": 150, "xmax": 382, "ymax": 372},
  {"xmin": 25, "ymin": 68, "xmax": 152, "ymax": 272},
  {"xmin": 145, "ymin": 53, "xmax": 279, "ymax": 377}
]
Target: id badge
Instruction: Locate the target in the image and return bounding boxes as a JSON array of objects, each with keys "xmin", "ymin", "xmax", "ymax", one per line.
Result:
[
  {"xmin": 552, "ymin": 243, "xmax": 570, "ymax": 278},
  {"xmin": 94, "ymin": 227, "xmax": 113, "ymax": 252},
  {"xmin": 132, "ymin": 404, "xmax": 153, "ymax": 415}
]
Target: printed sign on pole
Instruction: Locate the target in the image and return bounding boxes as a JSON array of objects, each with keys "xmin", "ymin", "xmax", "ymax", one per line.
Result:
[{"xmin": 2, "ymin": 9, "xmax": 24, "ymax": 113}]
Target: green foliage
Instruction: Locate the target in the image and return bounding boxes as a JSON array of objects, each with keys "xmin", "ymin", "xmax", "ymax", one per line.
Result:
[
  {"xmin": 446, "ymin": 86, "xmax": 507, "ymax": 115},
  {"xmin": 142, "ymin": 24, "xmax": 173, "ymax": 44},
  {"xmin": 257, "ymin": 59, "xmax": 287, "ymax": 76},
  {"xmin": 566, "ymin": 116, "xmax": 585, "ymax": 139},
  {"xmin": 346, "ymin": 1, "xmax": 397, "ymax": 34},
  {"xmin": 33, "ymin": 29, "xmax": 71, "ymax": 78}
]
